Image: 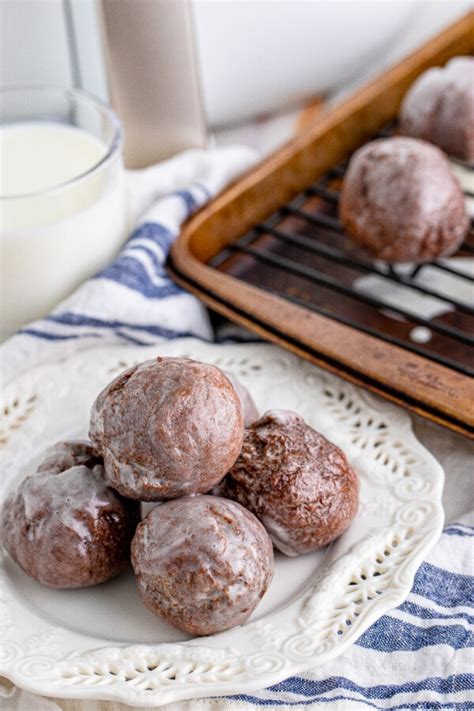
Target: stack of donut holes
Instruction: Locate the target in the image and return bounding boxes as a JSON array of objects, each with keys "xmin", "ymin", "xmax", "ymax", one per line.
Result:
[{"xmin": 2, "ymin": 356, "xmax": 358, "ymax": 636}]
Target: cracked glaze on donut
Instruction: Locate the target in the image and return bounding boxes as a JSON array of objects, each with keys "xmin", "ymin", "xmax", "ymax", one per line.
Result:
[
  {"xmin": 131, "ymin": 495, "xmax": 274, "ymax": 636},
  {"xmin": 215, "ymin": 410, "xmax": 359, "ymax": 556},
  {"xmin": 90, "ymin": 357, "xmax": 244, "ymax": 501}
]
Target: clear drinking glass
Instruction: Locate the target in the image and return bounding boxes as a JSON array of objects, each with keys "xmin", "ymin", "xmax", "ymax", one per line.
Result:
[{"xmin": 0, "ymin": 85, "xmax": 126, "ymax": 340}]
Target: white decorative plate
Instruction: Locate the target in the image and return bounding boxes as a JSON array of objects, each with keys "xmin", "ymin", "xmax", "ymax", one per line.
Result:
[{"xmin": 0, "ymin": 339, "xmax": 444, "ymax": 707}]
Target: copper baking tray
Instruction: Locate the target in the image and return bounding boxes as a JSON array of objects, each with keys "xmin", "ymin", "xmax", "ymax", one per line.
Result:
[{"xmin": 169, "ymin": 13, "xmax": 474, "ymax": 438}]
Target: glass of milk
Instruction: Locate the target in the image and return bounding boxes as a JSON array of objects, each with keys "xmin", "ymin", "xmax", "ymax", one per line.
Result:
[{"xmin": 0, "ymin": 85, "xmax": 126, "ymax": 340}]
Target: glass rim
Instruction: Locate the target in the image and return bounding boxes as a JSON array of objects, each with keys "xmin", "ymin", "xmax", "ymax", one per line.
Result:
[{"xmin": 0, "ymin": 83, "xmax": 123, "ymax": 200}]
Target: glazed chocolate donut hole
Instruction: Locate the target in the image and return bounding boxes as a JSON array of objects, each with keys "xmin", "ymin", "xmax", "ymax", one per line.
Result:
[
  {"xmin": 339, "ymin": 137, "xmax": 468, "ymax": 263},
  {"xmin": 37, "ymin": 439, "xmax": 100, "ymax": 473},
  {"xmin": 2, "ymin": 440, "xmax": 140, "ymax": 588},
  {"xmin": 90, "ymin": 357, "xmax": 244, "ymax": 501},
  {"xmin": 399, "ymin": 56, "xmax": 474, "ymax": 162},
  {"xmin": 215, "ymin": 410, "xmax": 359, "ymax": 556},
  {"xmin": 131, "ymin": 495, "xmax": 274, "ymax": 636}
]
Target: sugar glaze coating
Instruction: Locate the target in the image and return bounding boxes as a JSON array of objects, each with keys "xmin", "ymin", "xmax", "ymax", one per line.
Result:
[
  {"xmin": 339, "ymin": 137, "xmax": 468, "ymax": 263},
  {"xmin": 131, "ymin": 495, "xmax": 274, "ymax": 636},
  {"xmin": 90, "ymin": 357, "xmax": 244, "ymax": 501},
  {"xmin": 216, "ymin": 410, "xmax": 359, "ymax": 556},
  {"xmin": 399, "ymin": 57, "xmax": 474, "ymax": 162},
  {"xmin": 2, "ymin": 440, "xmax": 140, "ymax": 588},
  {"xmin": 37, "ymin": 439, "xmax": 101, "ymax": 473}
]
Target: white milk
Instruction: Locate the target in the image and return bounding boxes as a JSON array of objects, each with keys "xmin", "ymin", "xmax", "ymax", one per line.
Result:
[{"xmin": 0, "ymin": 122, "xmax": 127, "ymax": 340}]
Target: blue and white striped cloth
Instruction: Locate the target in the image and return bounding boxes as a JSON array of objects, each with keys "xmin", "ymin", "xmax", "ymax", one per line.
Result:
[{"xmin": 1, "ymin": 146, "xmax": 473, "ymax": 711}]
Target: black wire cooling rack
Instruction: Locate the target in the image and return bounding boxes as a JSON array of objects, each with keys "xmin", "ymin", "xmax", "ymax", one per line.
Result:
[{"xmin": 210, "ymin": 125, "xmax": 474, "ymax": 379}]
